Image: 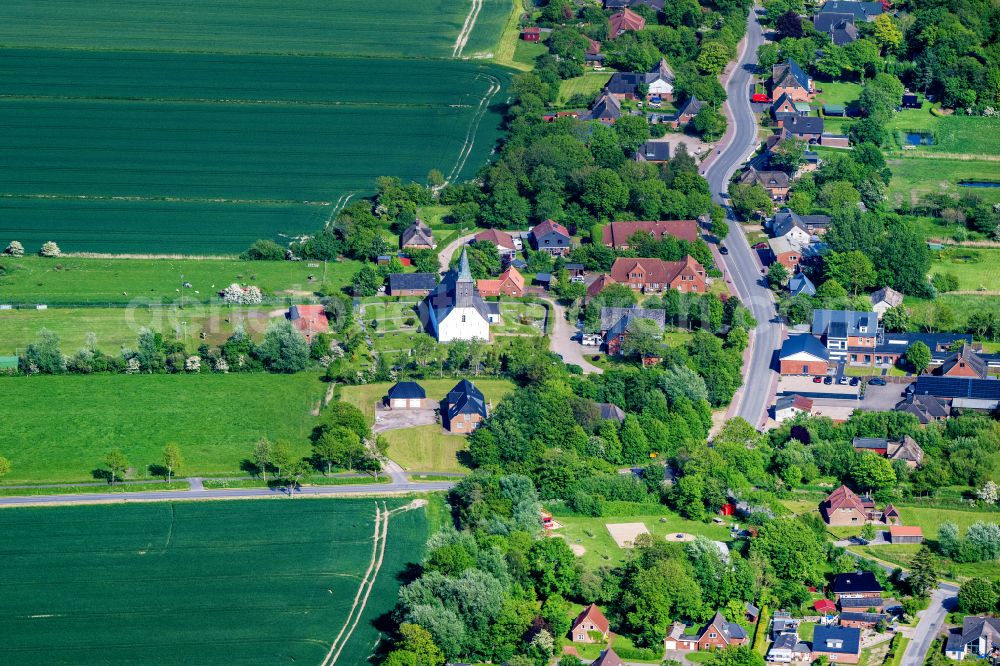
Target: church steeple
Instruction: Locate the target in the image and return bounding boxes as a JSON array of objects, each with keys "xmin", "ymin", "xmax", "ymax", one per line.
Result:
[{"xmin": 455, "ymin": 247, "xmax": 474, "ymax": 306}]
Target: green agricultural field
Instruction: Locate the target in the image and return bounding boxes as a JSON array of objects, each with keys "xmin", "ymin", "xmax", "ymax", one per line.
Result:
[
  {"xmin": 0, "ymin": 50, "xmax": 509, "ymax": 253},
  {"xmin": 340, "ymin": 377, "xmax": 516, "ymax": 421},
  {"xmin": 0, "ymin": 0, "xmax": 501, "ymax": 58},
  {"xmin": 0, "ymin": 256, "xmax": 361, "ymax": 305},
  {"xmin": 0, "ymin": 373, "xmax": 326, "ymax": 483},
  {"xmin": 0, "ymin": 498, "xmax": 429, "ymax": 664},
  {"xmin": 0, "ymin": 305, "xmax": 282, "ymax": 356},
  {"xmin": 382, "ymin": 424, "xmax": 471, "ymax": 473}
]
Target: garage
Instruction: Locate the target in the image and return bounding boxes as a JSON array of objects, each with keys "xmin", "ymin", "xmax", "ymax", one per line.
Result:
[{"xmin": 384, "ymin": 381, "xmax": 426, "ymax": 409}]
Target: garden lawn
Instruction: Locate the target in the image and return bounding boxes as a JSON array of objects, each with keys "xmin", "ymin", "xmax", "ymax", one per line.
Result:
[
  {"xmin": 0, "ymin": 372, "xmax": 326, "ymax": 483},
  {"xmin": 927, "ymin": 247, "xmax": 1000, "ymax": 292},
  {"xmin": 0, "ymin": 498, "xmax": 428, "ymax": 664},
  {"xmin": 0, "ymin": 256, "xmax": 362, "ymax": 305},
  {"xmin": 339, "ymin": 377, "xmax": 516, "ymax": 422},
  {"xmin": 886, "ymin": 112, "xmax": 1000, "ymax": 157},
  {"xmin": 559, "ymin": 72, "xmax": 612, "ymax": 105},
  {"xmin": 512, "ymin": 37, "xmax": 548, "ymax": 68},
  {"xmin": 814, "ymin": 81, "xmax": 862, "ymax": 109},
  {"xmin": 381, "ymin": 425, "xmax": 470, "ymax": 473},
  {"xmin": 0, "ymin": 305, "xmax": 278, "ymax": 356},
  {"xmin": 905, "ymin": 295, "xmax": 1000, "ymax": 335},
  {"xmin": 551, "ymin": 508, "xmax": 733, "ymax": 570},
  {"xmin": 853, "ymin": 544, "xmax": 1000, "ymax": 582}
]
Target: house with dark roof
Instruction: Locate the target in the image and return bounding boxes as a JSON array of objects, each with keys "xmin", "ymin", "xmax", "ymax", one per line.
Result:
[
  {"xmin": 665, "ymin": 612, "xmax": 748, "ymax": 651},
  {"xmin": 740, "ymin": 167, "xmax": 790, "ymax": 199},
  {"xmin": 830, "ymin": 571, "xmax": 883, "ymax": 601},
  {"xmin": 870, "ymin": 287, "xmax": 903, "ymax": 318},
  {"xmin": 608, "ymin": 8, "xmax": 645, "ymax": 38},
  {"xmin": 634, "ymin": 141, "xmax": 671, "ymax": 163},
  {"xmin": 894, "ymin": 393, "xmax": 950, "ymax": 425},
  {"xmin": 772, "ymin": 209, "xmax": 812, "ymax": 244},
  {"xmin": 388, "ymin": 272, "xmax": 437, "ymax": 296},
  {"xmin": 602, "ymin": 220, "xmax": 700, "ymax": 248},
  {"xmin": 945, "ymin": 616, "xmax": 1000, "ymax": 660},
  {"xmin": 587, "ymin": 273, "xmax": 618, "ymax": 299},
  {"xmin": 530, "ymin": 219, "xmax": 572, "ymax": 256},
  {"xmin": 784, "ymin": 115, "xmax": 824, "ymax": 142},
  {"xmin": 670, "ymin": 95, "xmax": 704, "ymax": 128},
  {"xmin": 768, "ymin": 632, "xmax": 811, "ymax": 663},
  {"xmin": 814, "ymin": 12, "xmax": 859, "ymax": 44},
  {"xmin": 818, "ymin": 1, "xmax": 883, "ymax": 21},
  {"xmin": 571, "ymin": 603, "xmax": 610, "ymax": 643},
  {"xmin": 600, "ymin": 306, "xmax": 666, "ymax": 356},
  {"xmin": 610, "ymin": 256, "xmax": 706, "ymax": 293},
  {"xmin": 779, "ymin": 334, "xmax": 830, "ymax": 375},
  {"xmin": 852, "ymin": 437, "xmax": 889, "ymax": 455},
  {"xmin": 811, "ymin": 310, "xmax": 879, "ymax": 362},
  {"xmin": 910, "ymin": 376, "xmax": 1000, "ymax": 411},
  {"xmin": 419, "ymin": 248, "xmax": 494, "ymax": 342},
  {"xmin": 444, "ymin": 379, "xmax": 488, "ymax": 432},
  {"xmin": 384, "ymin": 381, "xmax": 427, "ymax": 409},
  {"xmin": 938, "ymin": 345, "xmax": 988, "ymax": 379},
  {"xmin": 400, "ymin": 219, "xmax": 435, "ymax": 249},
  {"xmin": 587, "ymin": 89, "xmax": 622, "ymax": 123},
  {"xmin": 839, "ymin": 611, "xmax": 888, "ymax": 630},
  {"xmin": 788, "ymin": 272, "xmax": 816, "ymax": 297},
  {"xmin": 606, "ymin": 59, "xmax": 675, "ymax": 101},
  {"xmin": 597, "ymin": 403, "xmax": 626, "ymax": 421},
  {"xmin": 775, "ymin": 394, "xmax": 814, "ymax": 422},
  {"xmin": 772, "ymin": 60, "xmax": 814, "ymax": 101}
]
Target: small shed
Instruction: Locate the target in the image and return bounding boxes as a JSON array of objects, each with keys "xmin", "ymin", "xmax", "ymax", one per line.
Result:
[
  {"xmin": 901, "ymin": 94, "xmax": 921, "ymax": 109},
  {"xmin": 888, "ymin": 525, "xmax": 923, "ymax": 544},
  {"xmin": 823, "ymin": 104, "xmax": 845, "ymax": 116},
  {"xmin": 534, "ymin": 273, "xmax": 552, "ymax": 289},
  {"xmin": 385, "ymin": 381, "xmax": 427, "ymax": 409},
  {"xmin": 565, "ymin": 263, "xmax": 585, "ymax": 277},
  {"xmin": 521, "ymin": 27, "xmax": 541, "ymax": 41}
]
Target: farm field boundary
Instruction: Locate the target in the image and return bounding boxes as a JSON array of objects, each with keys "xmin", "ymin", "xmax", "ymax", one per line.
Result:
[{"xmin": 0, "ymin": 498, "xmax": 429, "ymax": 663}]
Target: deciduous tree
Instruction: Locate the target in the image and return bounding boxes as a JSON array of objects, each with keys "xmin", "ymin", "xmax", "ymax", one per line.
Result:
[
  {"xmin": 104, "ymin": 448, "xmax": 129, "ymax": 486},
  {"xmin": 162, "ymin": 443, "xmax": 182, "ymax": 483}
]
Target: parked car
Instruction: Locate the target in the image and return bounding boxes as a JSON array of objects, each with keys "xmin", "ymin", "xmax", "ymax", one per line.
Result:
[
  {"xmin": 720, "ymin": 246, "xmax": 729, "ymax": 255},
  {"xmin": 751, "ymin": 93, "xmax": 771, "ymax": 103},
  {"xmin": 812, "ymin": 376, "xmax": 823, "ymax": 383},
  {"xmin": 823, "ymin": 376, "xmax": 833, "ymax": 385},
  {"xmin": 570, "ymin": 275, "xmax": 585, "ymax": 283},
  {"xmin": 849, "ymin": 377, "xmax": 859, "ymax": 386},
  {"xmin": 838, "ymin": 376, "xmax": 848, "ymax": 385},
  {"xmin": 753, "ymin": 242, "xmax": 769, "ymax": 249},
  {"xmin": 869, "ymin": 377, "xmax": 887, "ymax": 386}
]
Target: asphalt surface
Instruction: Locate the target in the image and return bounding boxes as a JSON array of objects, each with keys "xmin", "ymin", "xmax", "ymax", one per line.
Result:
[
  {"xmin": 703, "ymin": 8, "xmax": 781, "ymax": 429},
  {"xmin": 544, "ymin": 299, "xmax": 603, "ymax": 374},
  {"xmin": 0, "ymin": 480, "xmax": 455, "ymax": 507},
  {"xmin": 437, "ymin": 231, "xmax": 479, "ymax": 273}
]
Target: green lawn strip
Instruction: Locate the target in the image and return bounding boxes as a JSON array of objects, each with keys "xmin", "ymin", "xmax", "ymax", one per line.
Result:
[
  {"xmin": 202, "ymin": 475, "xmax": 390, "ymax": 489},
  {"xmin": 512, "ymin": 37, "xmax": 548, "ymax": 69},
  {"xmin": 550, "ymin": 505, "xmax": 733, "ymax": 570},
  {"xmin": 887, "ymin": 636, "xmax": 910, "ymax": 666},
  {"xmin": 0, "ymin": 372, "xmax": 326, "ymax": 483},
  {"xmin": 0, "ymin": 256, "xmax": 359, "ymax": 305},
  {"xmin": 417, "ymin": 205, "xmax": 454, "ymax": 230},
  {"xmin": 685, "ymin": 651, "xmax": 716, "ymax": 663},
  {"xmin": 558, "ymin": 72, "xmax": 612, "ymax": 105},
  {"xmin": 0, "ymin": 482, "xmax": 190, "ymax": 496},
  {"xmin": 904, "ymin": 294, "xmax": 1000, "ymax": 333},
  {"xmin": 409, "ymin": 473, "xmax": 467, "ymax": 482},
  {"xmin": 813, "ymin": 81, "xmax": 862, "ymax": 109},
  {"xmin": 0, "ymin": 305, "xmax": 278, "ymax": 356},
  {"xmin": 0, "ymin": 498, "xmax": 426, "ymax": 663},
  {"xmin": 610, "ymin": 633, "xmax": 664, "ymax": 662},
  {"xmin": 340, "ymin": 377, "xmax": 516, "ymax": 422},
  {"xmin": 798, "ymin": 621, "xmax": 816, "ymax": 642},
  {"xmin": 381, "ymin": 425, "xmax": 471, "ymax": 473}
]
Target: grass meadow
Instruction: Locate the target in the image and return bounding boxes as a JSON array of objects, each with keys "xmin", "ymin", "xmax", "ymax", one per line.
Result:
[
  {"xmin": 0, "ymin": 256, "xmax": 362, "ymax": 305},
  {"xmin": 927, "ymin": 247, "xmax": 1000, "ymax": 292},
  {"xmin": 381, "ymin": 425, "xmax": 471, "ymax": 473},
  {"xmin": 558, "ymin": 72, "xmax": 614, "ymax": 106},
  {"xmin": 0, "ymin": 498, "xmax": 428, "ymax": 664},
  {"xmin": 0, "ymin": 305, "xmax": 279, "ymax": 356},
  {"xmin": 0, "ymin": 373, "xmax": 327, "ymax": 483}
]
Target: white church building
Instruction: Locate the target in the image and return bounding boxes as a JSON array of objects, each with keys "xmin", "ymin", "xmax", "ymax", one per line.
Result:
[{"xmin": 420, "ymin": 248, "xmax": 499, "ymax": 342}]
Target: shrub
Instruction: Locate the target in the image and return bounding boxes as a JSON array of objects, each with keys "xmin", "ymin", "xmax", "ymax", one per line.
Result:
[
  {"xmin": 4, "ymin": 240, "xmax": 24, "ymax": 257},
  {"xmin": 221, "ymin": 283, "xmax": 263, "ymax": 305},
  {"xmin": 39, "ymin": 241, "xmax": 61, "ymax": 257},
  {"xmin": 240, "ymin": 239, "xmax": 286, "ymax": 261}
]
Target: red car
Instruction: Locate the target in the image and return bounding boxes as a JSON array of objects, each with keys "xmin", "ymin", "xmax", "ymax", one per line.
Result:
[
  {"xmin": 753, "ymin": 242, "xmax": 769, "ymax": 249},
  {"xmin": 812, "ymin": 376, "xmax": 824, "ymax": 383},
  {"xmin": 751, "ymin": 93, "xmax": 771, "ymax": 103}
]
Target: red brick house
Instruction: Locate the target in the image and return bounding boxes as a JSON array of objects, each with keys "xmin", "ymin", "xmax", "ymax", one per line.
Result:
[
  {"xmin": 477, "ymin": 267, "xmax": 525, "ymax": 297},
  {"xmin": 665, "ymin": 612, "xmax": 748, "ymax": 651},
  {"xmin": 601, "ymin": 220, "xmax": 700, "ymax": 248},
  {"xmin": 819, "ymin": 485, "xmax": 869, "ymax": 526},
  {"xmin": 286, "ymin": 305, "xmax": 329, "ymax": 343},
  {"xmin": 778, "ymin": 334, "xmax": 830, "ymax": 376},
  {"xmin": 521, "ymin": 27, "xmax": 540, "ymax": 41},
  {"xmin": 571, "ymin": 604, "xmax": 610, "ymax": 643},
  {"xmin": 587, "ymin": 273, "xmax": 617, "ymax": 299},
  {"xmin": 608, "ymin": 9, "xmax": 645, "ymax": 38},
  {"xmin": 609, "ymin": 255, "xmax": 706, "ymax": 293},
  {"xmin": 938, "ymin": 345, "xmax": 987, "ymax": 378},
  {"xmin": 771, "ymin": 60, "xmax": 814, "ymax": 102}
]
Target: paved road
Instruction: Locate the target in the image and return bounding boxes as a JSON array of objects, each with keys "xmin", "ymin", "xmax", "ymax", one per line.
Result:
[
  {"xmin": 437, "ymin": 231, "xmax": 478, "ymax": 273},
  {"xmin": 703, "ymin": 7, "xmax": 781, "ymax": 429},
  {"xmin": 903, "ymin": 584, "xmax": 957, "ymax": 666},
  {"xmin": 543, "ymin": 299, "xmax": 603, "ymax": 374},
  {"xmin": 0, "ymin": 480, "xmax": 455, "ymax": 507}
]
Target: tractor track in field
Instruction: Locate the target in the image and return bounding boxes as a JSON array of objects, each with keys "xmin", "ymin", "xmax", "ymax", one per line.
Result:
[
  {"xmin": 453, "ymin": 0, "xmax": 484, "ymax": 57},
  {"xmin": 446, "ymin": 74, "xmax": 501, "ymax": 183}
]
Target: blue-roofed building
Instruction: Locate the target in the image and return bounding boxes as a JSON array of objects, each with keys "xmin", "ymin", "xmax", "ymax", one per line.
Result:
[
  {"xmin": 818, "ymin": 1, "xmax": 883, "ymax": 21},
  {"xmin": 385, "ymin": 381, "xmax": 427, "ymax": 409},
  {"xmin": 445, "ymin": 379, "xmax": 488, "ymax": 432},
  {"xmin": 772, "ymin": 59, "xmax": 814, "ymax": 101},
  {"xmin": 811, "ymin": 625, "xmax": 862, "ymax": 663},
  {"xmin": 811, "ymin": 310, "xmax": 879, "ymax": 362},
  {"xmin": 779, "ymin": 334, "xmax": 830, "ymax": 375},
  {"xmin": 788, "ymin": 272, "xmax": 816, "ymax": 297}
]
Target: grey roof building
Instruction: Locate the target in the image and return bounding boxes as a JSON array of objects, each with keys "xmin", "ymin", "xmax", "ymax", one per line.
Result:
[
  {"xmin": 388, "ymin": 272, "xmax": 437, "ymax": 294},
  {"xmin": 400, "ymin": 219, "xmax": 435, "ymax": 249},
  {"xmin": 945, "ymin": 615, "xmax": 1000, "ymax": 660},
  {"xmin": 818, "ymin": 1, "xmax": 883, "ymax": 20},
  {"xmin": 600, "ymin": 306, "xmax": 666, "ymax": 337},
  {"xmin": 785, "ymin": 115, "xmax": 825, "ymax": 138},
  {"xmin": 894, "ymin": 393, "xmax": 951, "ymax": 424},
  {"xmin": 597, "ymin": 403, "xmax": 626, "ymax": 421},
  {"xmin": 811, "ymin": 309, "xmax": 878, "ymax": 338},
  {"xmin": 788, "ymin": 272, "xmax": 816, "ymax": 296},
  {"xmin": 634, "ymin": 141, "xmax": 671, "ymax": 162},
  {"xmin": 447, "ymin": 379, "xmax": 487, "ymax": 421},
  {"xmin": 587, "ymin": 89, "xmax": 622, "ymax": 122}
]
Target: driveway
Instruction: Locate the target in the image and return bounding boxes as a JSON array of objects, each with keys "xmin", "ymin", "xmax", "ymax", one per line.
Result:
[
  {"xmin": 437, "ymin": 231, "xmax": 478, "ymax": 273},
  {"xmin": 858, "ymin": 383, "xmax": 910, "ymax": 411},
  {"xmin": 543, "ymin": 299, "xmax": 602, "ymax": 374},
  {"xmin": 373, "ymin": 407, "xmax": 439, "ymax": 432},
  {"xmin": 702, "ymin": 7, "xmax": 779, "ymax": 429},
  {"xmin": 901, "ymin": 585, "xmax": 957, "ymax": 666}
]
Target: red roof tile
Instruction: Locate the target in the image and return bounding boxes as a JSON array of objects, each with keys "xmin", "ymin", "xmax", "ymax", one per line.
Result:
[{"xmin": 602, "ymin": 220, "xmax": 700, "ymax": 247}]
